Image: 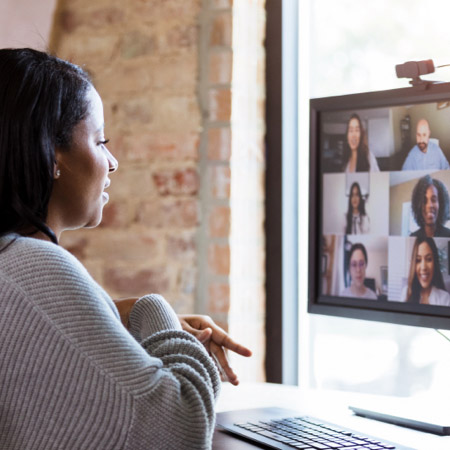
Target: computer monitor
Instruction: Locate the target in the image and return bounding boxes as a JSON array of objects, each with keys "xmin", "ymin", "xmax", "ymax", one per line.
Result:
[
  {"xmin": 308, "ymin": 82, "xmax": 450, "ymax": 434},
  {"xmin": 308, "ymin": 81, "xmax": 450, "ymax": 331}
]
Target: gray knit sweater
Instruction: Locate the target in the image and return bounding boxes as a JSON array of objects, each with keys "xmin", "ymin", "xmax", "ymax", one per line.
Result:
[{"xmin": 0, "ymin": 234, "xmax": 220, "ymax": 449}]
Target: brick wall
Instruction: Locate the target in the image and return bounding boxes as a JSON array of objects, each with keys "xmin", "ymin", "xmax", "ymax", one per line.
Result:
[{"xmin": 51, "ymin": 0, "xmax": 266, "ymax": 381}]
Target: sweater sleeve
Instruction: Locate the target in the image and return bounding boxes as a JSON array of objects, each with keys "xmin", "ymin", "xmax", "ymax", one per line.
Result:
[{"xmin": 0, "ymin": 236, "xmax": 220, "ymax": 450}]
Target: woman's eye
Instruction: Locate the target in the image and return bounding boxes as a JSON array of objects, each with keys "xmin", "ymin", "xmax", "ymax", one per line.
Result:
[{"xmin": 98, "ymin": 139, "xmax": 110, "ymax": 146}]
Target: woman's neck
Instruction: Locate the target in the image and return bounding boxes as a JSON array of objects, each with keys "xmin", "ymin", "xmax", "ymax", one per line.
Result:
[
  {"xmin": 420, "ymin": 286, "xmax": 432, "ymax": 304},
  {"xmin": 348, "ymin": 149, "xmax": 358, "ymax": 172},
  {"xmin": 424, "ymin": 223, "xmax": 436, "ymax": 237},
  {"xmin": 350, "ymin": 284, "xmax": 366, "ymax": 296}
]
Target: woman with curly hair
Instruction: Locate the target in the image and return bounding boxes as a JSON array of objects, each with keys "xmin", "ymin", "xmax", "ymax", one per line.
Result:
[
  {"xmin": 410, "ymin": 175, "xmax": 450, "ymax": 237},
  {"xmin": 344, "ymin": 182, "xmax": 370, "ymax": 234},
  {"xmin": 401, "ymin": 237, "xmax": 450, "ymax": 306},
  {"xmin": 342, "ymin": 113, "xmax": 380, "ymax": 173}
]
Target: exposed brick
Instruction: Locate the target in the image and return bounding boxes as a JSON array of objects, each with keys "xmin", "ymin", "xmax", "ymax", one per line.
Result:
[
  {"xmin": 58, "ymin": 9, "xmax": 79, "ymax": 33},
  {"xmin": 132, "ymin": 0, "xmax": 202, "ymax": 23},
  {"xmin": 121, "ymin": 31, "xmax": 157, "ymax": 59},
  {"xmin": 209, "ymin": 50, "xmax": 232, "ymax": 84},
  {"xmin": 107, "ymin": 164, "xmax": 155, "ymax": 200},
  {"xmin": 178, "ymin": 267, "xmax": 197, "ymax": 295},
  {"xmin": 208, "ymin": 283, "xmax": 230, "ymax": 314},
  {"xmin": 207, "ymin": 128, "xmax": 231, "ymax": 161},
  {"xmin": 209, "ymin": 205, "xmax": 230, "ymax": 237},
  {"xmin": 152, "ymin": 54, "xmax": 198, "ymax": 91},
  {"xmin": 165, "ymin": 24, "xmax": 198, "ymax": 49},
  {"xmin": 83, "ymin": 231, "xmax": 160, "ymax": 261},
  {"xmin": 104, "ymin": 266, "xmax": 170, "ymax": 297},
  {"xmin": 210, "ymin": 12, "xmax": 232, "ymax": 47},
  {"xmin": 208, "ymin": 243, "xmax": 230, "ymax": 275},
  {"xmin": 58, "ymin": 7, "xmax": 125, "ymax": 33},
  {"xmin": 210, "ymin": 165, "xmax": 231, "ymax": 198},
  {"xmin": 55, "ymin": 34, "xmax": 120, "ymax": 65},
  {"xmin": 60, "ymin": 234, "xmax": 89, "ymax": 260},
  {"xmin": 155, "ymin": 95, "xmax": 201, "ymax": 130},
  {"xmin": 100, "ymin": 201, "xmax": 134, "ymax": 228},
  {"xmin": 153, "ymin": 167, "xmax": 199, "ymax": 196},
  {"xmin": 209, "ymin": 88, "xmax": 231, "ymax": 122},
  {"xmin": 116, "ymin": 97, "xmax": 152, "ymax": 126},
  {"xmin": 96, "ymin": 62, "xmax": 154, "ymax": 96},
  {"xmin": 211, "ymin": 0, "xmax": 233, "ymax": 9},
  {"xmin": 171, "ymin": 294, "xmax": 195, "ymax": 315},
  {"xmin": 122, "ymin": 132, "xmax": 199, "ymax": 161},
  {"xmin": 166, "ymin": 233, "xmax": 196, "ymax": 260},
  {"xmin": 137, "ymin": 198, "xmax": 199, "ymax": 228}
]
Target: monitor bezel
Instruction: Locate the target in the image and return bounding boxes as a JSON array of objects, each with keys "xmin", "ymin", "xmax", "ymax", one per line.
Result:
[{"xmin": 308, "ymin": 81, "xmax": 450, "ymax": 330}]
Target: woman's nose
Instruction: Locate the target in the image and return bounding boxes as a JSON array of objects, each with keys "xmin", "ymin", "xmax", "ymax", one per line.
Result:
[{"xmin": 107, "ymin": 149, "xmax": 119, "ymax": 173}]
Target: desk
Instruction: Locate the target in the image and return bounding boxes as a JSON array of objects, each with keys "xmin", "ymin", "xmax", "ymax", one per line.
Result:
[{"xmin": 213, "ymin": 382, "xmax": 450, "ymax": 450}]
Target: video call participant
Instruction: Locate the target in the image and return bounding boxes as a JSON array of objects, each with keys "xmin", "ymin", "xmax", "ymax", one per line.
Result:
[
  {"xmin": 410, "ymin": 175, "xmax": 450, "ymax": 237},
  {"xmin": 342, "ymin": 113, "xmax": 380, "ymax": 173},
  {"xmin": 402, "ymin": 118, "xmax": 450, "ymax": 170},
  {"xmin": 340, "ymin": 243, "xmax": 377, "ymax": 299},
  {"xmin": 344, "ymin": 182, "xmax": 370, "ymax": 234},
  {"xmin": 401, "ymin": 237, "xmax": 450, "ymax": 306}
]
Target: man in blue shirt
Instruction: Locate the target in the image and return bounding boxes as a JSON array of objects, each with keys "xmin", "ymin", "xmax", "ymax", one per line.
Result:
[{"xmin": 402, "ymin": 118, "xmax": 450, "ymax": 170}]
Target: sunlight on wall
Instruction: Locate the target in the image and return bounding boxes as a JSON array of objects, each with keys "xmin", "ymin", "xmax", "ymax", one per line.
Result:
[{"xmin": 0, "ymin": 0, "xmax": 57, "ymax": 49}]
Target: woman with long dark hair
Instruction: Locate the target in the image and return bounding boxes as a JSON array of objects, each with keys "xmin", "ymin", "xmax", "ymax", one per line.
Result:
[
  {"xmin": 401, "ymin": 237, "xmax": 450, "ymax": 305},
  {"xmin": 0, "ymin": 48, "xmax": 251, "ymax": 449},
  {"xmin": 342, "ymin": 113, "xmax": 380, "ymax": 173},
  {"xmin": 344, "ymin": 182, "xmax": 370, "ymax": 234}
]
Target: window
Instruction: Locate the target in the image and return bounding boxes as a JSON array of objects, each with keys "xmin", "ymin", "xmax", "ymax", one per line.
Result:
[{"xmin": 298, "ymin": 0, "xmax": 450, "ymax": 397}]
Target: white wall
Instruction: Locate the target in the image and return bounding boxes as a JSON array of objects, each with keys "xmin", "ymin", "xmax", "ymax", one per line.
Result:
[{"xmin": 0, "ymin": 0, "xmax": 57, "ymax": 49}]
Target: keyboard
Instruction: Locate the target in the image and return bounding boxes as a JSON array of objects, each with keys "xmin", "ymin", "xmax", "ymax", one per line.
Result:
[
  {"xmin": 234, "ymin": 416, "xmax": 396, "ymax": 449},
  {"xmin": 216, "ymin": 408, "xmax": 415, "ymax": 450}
]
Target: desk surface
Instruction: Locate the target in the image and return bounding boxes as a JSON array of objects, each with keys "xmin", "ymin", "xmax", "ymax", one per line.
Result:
[{"xmin": 213, "ymin": 382, "xmax": 450, "ymax": 450}]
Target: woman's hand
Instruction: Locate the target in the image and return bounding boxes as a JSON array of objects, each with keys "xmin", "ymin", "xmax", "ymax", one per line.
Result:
[
  {"xmin": 113, "ymin": 297, "xmax": 139, "ymax": 328},
  {"xmin": 178, "ymin": 314, "xmax": 252, "ymax": 386}
]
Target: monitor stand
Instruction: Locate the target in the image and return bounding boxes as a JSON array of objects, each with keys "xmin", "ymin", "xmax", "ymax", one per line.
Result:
[{"xmin": 349, "ymin": 396, "xmax": 450, "ymax": 436}]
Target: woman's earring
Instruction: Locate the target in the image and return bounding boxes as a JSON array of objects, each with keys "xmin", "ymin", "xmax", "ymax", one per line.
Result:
[{"xmin": 55, "ymin": 169, "xmax": 61, "ymax": 179}]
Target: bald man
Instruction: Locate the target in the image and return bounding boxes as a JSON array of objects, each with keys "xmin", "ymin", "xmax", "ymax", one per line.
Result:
[{"xmin": 402, "ymin": 118, "xmax": 450, "ymax": 170}]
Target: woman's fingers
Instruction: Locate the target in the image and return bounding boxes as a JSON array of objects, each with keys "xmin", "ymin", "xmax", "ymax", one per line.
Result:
[{"xmin": 210, "ymin": 341, "xmax": 239, "ymax": 386}]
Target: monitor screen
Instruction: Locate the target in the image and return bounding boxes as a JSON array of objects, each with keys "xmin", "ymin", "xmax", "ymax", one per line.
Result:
[{"xmin": 308, "ymin": 82, "xmax": 450, "ymax": 330}]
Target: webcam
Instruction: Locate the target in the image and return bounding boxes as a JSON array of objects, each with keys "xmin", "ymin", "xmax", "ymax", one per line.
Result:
[{"xmin": 395, "ymin": 59, "xmax": 439, "ymax": 88}]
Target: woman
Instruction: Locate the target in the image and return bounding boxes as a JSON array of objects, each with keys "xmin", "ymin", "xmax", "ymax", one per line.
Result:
[
  {"xmin": 410, "ymin": 175, "xmax": 450, "ymax": 238},
  {"xmin": 342, "ymin": 113, "xmax": 380, "ymax": 173},
  {"xmin": 344, "ymin": 182, "xmax": 370, "ymax": 234},
  {"xmin": 401, "ymin": 237, "xmax": 450, "ymax": 306},
  {"xmin": 340, "ymin": 243, "xmax": 377, "ymax": 299},
  {"xmin": 0, "ymin": 48, "xmax": 251, "ymax": 449}
]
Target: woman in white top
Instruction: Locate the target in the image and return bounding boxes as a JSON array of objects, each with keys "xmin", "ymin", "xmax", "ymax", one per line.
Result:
[
  {"xmin": 340, "ymin": 242, "xmax": 377, "ymax": 300},
  {"xmin": 344, "ymin": 181, "xmax": 370, "ymax": 234},
  {"xmin": 401, "ymin": 237, "xmax": 450, "ymax": 306},
  {"xmin": 342, "ymin": 113, "xmax": 380, "ymax": 173}
]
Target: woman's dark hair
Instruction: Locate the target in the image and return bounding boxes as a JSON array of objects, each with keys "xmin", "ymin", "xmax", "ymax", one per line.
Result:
[
  {"xmin": 407, "ymin": 236, "xmax": 445, "ymax": 303},
  {"xmin": 342, "ymin": 113, "xmax": 371, "ymax": 172},
  {"xmin": 345, "ymin": 182, "xmax": 366, "ymax": 234},
  {"xmin": 411, "ymin": 175, "xmax": 449, "ymax": 229},
  {"xmin": 348, "ymin": 242, "xmax": 368, "ymax": 266},
  {"xmin": 0, "ymin": 48, "xmax": 92, "ymax": 244}
]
